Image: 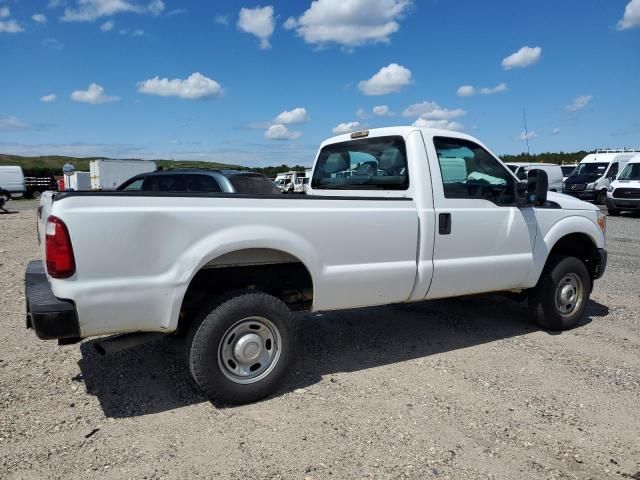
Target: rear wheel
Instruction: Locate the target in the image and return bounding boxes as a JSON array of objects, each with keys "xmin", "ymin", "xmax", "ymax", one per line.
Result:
[
  {"xmin": 186, "ymin": 290, "xmax": 294, "ymax": 404},
  {"xmin": 528, "ymin": 256, "xmax": 590, "ymax": 330}
]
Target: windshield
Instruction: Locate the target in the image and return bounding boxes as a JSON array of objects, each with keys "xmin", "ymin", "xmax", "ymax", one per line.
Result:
[
  {"xmin": 561, "ymin": 166, "xmax": 576, "ymax": 176},
  {"xmin": 618, "ymin": 163, "xmax": 640, "ymax": 181},
  {"xmin": 230, "ymin": 174, "xmax": 280, "ymax": 194},
  {"xmin": 570, "ymin": 162, "xmax": 608, "ymax": 179},
  {"xmin": 311, "ymin": 136, "xmax": 409, "ymax": 190}
]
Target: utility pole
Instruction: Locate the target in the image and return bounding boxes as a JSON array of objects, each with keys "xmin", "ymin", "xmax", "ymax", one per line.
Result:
[{"xmin": 522, "ymin": 108, "xmax": 530, "ymax": 157}]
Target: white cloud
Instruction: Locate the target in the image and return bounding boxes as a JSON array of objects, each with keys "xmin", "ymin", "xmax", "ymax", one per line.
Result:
[
  {"xmin": 402, "ymin": 101, "xmax": 466, "ymax": 121},
  {"xmin": 273, "ymin": 107, "xmax": 309, "ymax": 125},
  {"xmin": 373, "ymin": 105, "xmax": 393, "ymax": 116},
  {"xmin": 502, "ymin": 46, "xmax": 542, "ymax": 70},
  {"xmin": 265, "ymin": 124, "xmax": 302, "ymax": 140},
  {"xmin": 100, "ymin": 20, "xmax": 114, "ymax": 31},
  {"xmin": 0, "ymin": 19, "xmax": 23, "ymax": 33},
  {"xmin": 457, "ymin": 85, "xmax": 475, "ymax": 97},
  {"xmin": 284, "ymin": 0, "xmax": 411, "ymax": 48},
  {"xmin": 43, "ymin": 38, "xmax": 64, "ymax": 50},
  {"xmin": 412, "ymin": 118, "xmax": 463, "ymax": 131},
  {"xmin": 332, "ymin": 121, "xmax": 363, "ymax": 134},
  {"xmin": 71, "ymin": 83, "xmax": 120, "ymax": 104},
  {"xmin": 0, "ymin": 116, "xmax": 30, "ymax": 130},
  {"xmin": 33, "ymin": 13, "xmax": 48, "ymax": 23},
  {"xmin": 355, "ymin": 108, "xmax": 369, "ymax": 119},
  {"xmin": 61, "ymin": 0, "xmax": 164, "ymax": 22},
  {"xmin": 565, "ymin": 95, "xmax": 592, "ymax": 112},
  {"xmin": 41, "ymin": 93, "xmax": 57, "ymax": 102},
  {"xmin": 480, "ymin": 82, "xmax": 508, "ymax": 95},
  {"xmin": 517, "ymin": 131, "xmax": 538, "ymax": 141},
  {"xmin": 215, "ymin": 15, "xmax": 228, "ymax": 25},
  {"xmin": 137, "ymin": 72, "xmax": 223, "ymax": 100},
  {"xmin": 457, "ymin": 82, "xmax": 507, "ymax": 97},
  {"xmin": 237, "ymin": 5, "xmax": 275, "ymax": 50},
  {"xmin": 0, "ymin": 7, "xmax": 9, "ymax": 18},
  {"xmin": 617, "ymin": 0, "xmax": 640, "ymax": 30},
  {"xmin": 552, "ymin": 128, "xmax": 560, "ymax": 135},
  {"xmin": 358, "ymin": 63, "xmax": 412, "ymax": 96}
]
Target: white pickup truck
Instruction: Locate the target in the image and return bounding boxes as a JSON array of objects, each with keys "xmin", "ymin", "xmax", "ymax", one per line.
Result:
[{"xmin": 27, "ymin": 127, "xmax": 607, "ymax": 404}]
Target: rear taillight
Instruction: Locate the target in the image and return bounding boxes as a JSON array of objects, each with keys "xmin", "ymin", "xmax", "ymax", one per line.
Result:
[{"xmin": 45, "ymin": 215, "xmax": 76, "ymax": 278}]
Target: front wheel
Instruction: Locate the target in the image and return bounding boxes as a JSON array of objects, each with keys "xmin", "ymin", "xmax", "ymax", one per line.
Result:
[
  {"xmin": 186, "ymin": 290, "xmax": 295, "ymax": 404},
  {"xmin": 31, "ymin": 190, "xmax": 42, "ymax": 200},
  {"xmin": 596, "ymin": 190, "xmax": 607, "ymax": 205},
  {"xmin": 528, "ymin": 256, "xmax": 590, "ymax": 330}
]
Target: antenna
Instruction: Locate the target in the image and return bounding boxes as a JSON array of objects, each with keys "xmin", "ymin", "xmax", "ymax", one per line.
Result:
[{"xmin": 522, "ymin": 108, "xmax": 530, "ymax": 156}]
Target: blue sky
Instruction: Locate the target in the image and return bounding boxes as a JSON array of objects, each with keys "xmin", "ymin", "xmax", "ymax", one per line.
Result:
[{"xmin": 1, "ymin": 0, "xmax": 639, "ymax": 166}]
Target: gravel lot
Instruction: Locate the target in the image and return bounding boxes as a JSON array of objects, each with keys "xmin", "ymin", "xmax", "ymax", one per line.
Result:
[{"xmin": 1, "ymin": 200, "xmax": 639, "ymax": 479}]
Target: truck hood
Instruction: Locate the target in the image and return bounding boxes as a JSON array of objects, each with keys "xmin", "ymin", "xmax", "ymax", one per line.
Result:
[
  {"xmin": 547, "ymin": 191, "xmax": 599, "ymax": 211},
  {"xmin": 611, "ymin": 179, "xmax": 640, "ymax": 188}
]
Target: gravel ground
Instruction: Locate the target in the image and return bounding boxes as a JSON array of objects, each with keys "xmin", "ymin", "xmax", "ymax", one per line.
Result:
[{"xmin": 1, "ymin": 202, "xmax": 639, "ymax": 479}]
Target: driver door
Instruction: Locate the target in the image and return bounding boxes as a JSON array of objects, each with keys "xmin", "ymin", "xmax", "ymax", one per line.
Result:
[{"xmin": 424, "ymin": 135, "xmax": 536, "ymax": 299}]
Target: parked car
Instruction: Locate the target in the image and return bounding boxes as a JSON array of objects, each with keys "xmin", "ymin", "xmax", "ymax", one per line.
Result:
[
  {"xmin": 117, "ymin": 169, "xmax": 281, "ymax": 194},
  {"xmin": 24, "ymin": 176, "xmax": 58, "ymax": 199},
  {"xmin": 563, "ymin": 149, "xmax": 638, "ymax": 204},
  {"xmin": 561, "ymin": 164, "xmax": 577, "ymax": 182},
  {"xmin": 606, "ymin": 154, "xmax": 640, "ymax": 216},
  {"xmin": 506, "ymin": 163, "xmax": 563, "ymax": 192},
  {"xmin": 29, "ymin": 127, "xmax": 607, "ymax": 405},
  {"xmin": 0, "ymin": 165, "xmax": 26, "ymax": 198}
]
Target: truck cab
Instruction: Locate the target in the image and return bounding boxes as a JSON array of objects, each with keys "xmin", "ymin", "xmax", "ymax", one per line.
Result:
[{"xmin": 563, "ymin": 150, "xmax": 638, "ymax": 204}]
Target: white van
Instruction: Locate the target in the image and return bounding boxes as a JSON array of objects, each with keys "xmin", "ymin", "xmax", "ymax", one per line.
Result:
[
  {"xmin": 606, "ymin": 154, "xmax": 640, "ymax": 215},
  {"xmin": 563, "ymin": 149, "xmax": 638, "ymax": 204},
  {"xmin": 506, "ymin": 163, "xmax": 563, "ymax": 192},
  {"xmin": 0, "ymin": 165, "xmax": 26, "ymax": 198}
]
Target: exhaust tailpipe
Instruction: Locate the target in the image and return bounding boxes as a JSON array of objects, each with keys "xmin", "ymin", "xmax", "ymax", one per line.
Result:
[{"xmin": 94, "ymin": 332, "xmax": 165, "ymax": 356}]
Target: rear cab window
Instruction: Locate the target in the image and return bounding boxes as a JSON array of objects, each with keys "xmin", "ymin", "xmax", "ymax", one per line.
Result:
[
  {"xmin": 228, "ymin": 174, "xmax": 280, "ymax": 194},
  {"xmin": 311, "ymin": 136, "xmax": 409, "ymax": 190}
]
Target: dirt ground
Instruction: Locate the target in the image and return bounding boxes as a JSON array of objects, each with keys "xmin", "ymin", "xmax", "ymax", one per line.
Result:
[{"xmin": 1, "ymin": 200, "xmax": 639, "ymax": 479}]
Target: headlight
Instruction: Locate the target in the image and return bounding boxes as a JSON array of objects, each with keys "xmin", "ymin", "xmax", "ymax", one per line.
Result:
[
  {"xmin": 586, "ymin": 182, "xmax": 595, "ymax": 190},
  {"xmin": 608, "ymin": 185, "xmax": 614, "ymax": 192},
  {"xmin": 596, "ymin": 211, "xmax": 606, "ymax": 235}
]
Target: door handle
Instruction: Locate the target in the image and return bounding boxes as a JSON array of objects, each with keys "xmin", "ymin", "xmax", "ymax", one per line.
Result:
[{"xmin": 439, "ymin": 213, "xmax": 451, "ymax": 235}]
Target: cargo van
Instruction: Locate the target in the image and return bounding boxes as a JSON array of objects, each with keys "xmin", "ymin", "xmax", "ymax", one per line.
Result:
[
  {"xmin": 606, "ymin": 154, "xmax": 640, "ymax": 215},
  {"xmin": 0, "ymin": 166, "xmax": 26, "ymax": 198},
  {"xmin": 505, "ymin": 163, "xmax": 563, "ymax": 192},
  {"xmin": 563, "ymin": 149, "xmax": 638, "ymax": 204}
]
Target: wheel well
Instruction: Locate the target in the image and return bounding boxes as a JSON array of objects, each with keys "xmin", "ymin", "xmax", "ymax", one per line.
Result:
[
  {"xmin": 547, "ymin": 233, "xmax": 598, "ymax": 278},
  {"xmin": 176, "ymin": 250, "xmax": 313, "ymax": 335}
]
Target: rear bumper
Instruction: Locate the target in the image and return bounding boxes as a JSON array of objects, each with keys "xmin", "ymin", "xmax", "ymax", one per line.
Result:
[
  {"xmin": 25, "ymin": 260, "xmax": 80, "ymax": 340},
  {"xmin": 593, "ymin": 248, "xmax": 607, "ymax": 280}
]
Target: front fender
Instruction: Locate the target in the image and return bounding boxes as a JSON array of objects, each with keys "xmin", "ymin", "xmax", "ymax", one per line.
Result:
[{"xmin": 521, "ymin": 213, "xmax": 604, "ymax": 288}]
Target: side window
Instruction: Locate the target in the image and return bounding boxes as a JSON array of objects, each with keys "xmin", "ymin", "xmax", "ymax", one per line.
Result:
[
  {"xmin": 185, "ymin": 175, "xmax": 222, "ymax": 193},
  {"xmin": 311, "ymin": 136, "xmax": 408, "ymax": 190},
  {"xmin": 433, "ymin": 137, "xmax": 514, "ymax": 205},
  {"xmin": 607, "ymin": 163, "xmax": 618, "ymax": 179},
  {"xmin": 121, "ymin": 178, "xmax": 143, "ymax": 191}
]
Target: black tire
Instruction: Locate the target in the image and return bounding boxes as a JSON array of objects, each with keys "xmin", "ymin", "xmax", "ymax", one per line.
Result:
[
  {"xmin": 608, "ymin": 207, "xmax": 621, "ymax": 216},
  {"xmin": 186, "ymin": 290, "xmax": 294, "ymax": 404},
  {"xmin": 0, "ymin": 191, "xmax": 10, "ymax": 203},
  {"xmin": 528, "ymin": 256, "xmax": 591, "ymax": 330},
  {"xmin": 32, "ymin": 190, "xmax": 42, "ymax": 200},
  {"xmin": 596, "ymin": 190, "xmax": 607, "ymax": 205}
]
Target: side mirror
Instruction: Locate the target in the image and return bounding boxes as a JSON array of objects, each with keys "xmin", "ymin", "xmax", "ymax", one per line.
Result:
[{"xmin": 527, "ymin": 169, "xmax": 548, "ymax": 206}]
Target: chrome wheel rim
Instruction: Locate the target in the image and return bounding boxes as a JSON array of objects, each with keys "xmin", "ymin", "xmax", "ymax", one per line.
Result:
[
  {"xmin": 218, "ymin": 316, "xmax": 281, "ymax": 385},
  {"xmin": 554, "ymin": 273, "xmax": 584, "ymax": 317}
]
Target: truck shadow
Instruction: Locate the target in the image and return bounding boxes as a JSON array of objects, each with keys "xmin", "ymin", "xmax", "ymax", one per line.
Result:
[{"xmin": 77, "ymin": 295, "xmax": 608, "ymax": 418}]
